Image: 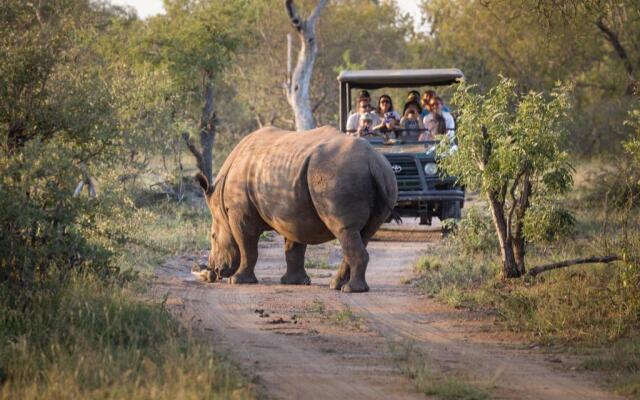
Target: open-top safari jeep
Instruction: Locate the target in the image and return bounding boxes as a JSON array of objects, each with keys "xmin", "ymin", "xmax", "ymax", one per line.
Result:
[{"xmin": 337, "ymin": 68, "xmax": 465, "ymax": 225}]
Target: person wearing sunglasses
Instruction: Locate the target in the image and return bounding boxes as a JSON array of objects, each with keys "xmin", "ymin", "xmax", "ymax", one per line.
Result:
[
  {"xmin": 423, "ymin": 96, "xmax": 455, "ymax": 139},
  {"xmin": 346, "ymin": 96, "xmax": 380, "ymax": 135},
  {"xmin": 421, "ymin": 90, "xmax": 451, "ymax": 118},
  {"xmin": 372, "ymin": 94, "xmax": 400, "ymax": 135}
]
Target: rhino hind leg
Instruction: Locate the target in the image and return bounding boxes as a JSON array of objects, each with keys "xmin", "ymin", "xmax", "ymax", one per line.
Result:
[
  {"xmin": 336, "ymin": 230, "xmax": 370, "ymax": 293},
  {"xmin": 280, "ymin": 239, "xmax": 311, "ymax": 285},
  {"xmin": 329, "ymin": 260, "xmax": 350, "ymax": 290}
]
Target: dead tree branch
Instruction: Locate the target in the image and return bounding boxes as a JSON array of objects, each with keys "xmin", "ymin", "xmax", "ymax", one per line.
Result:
[
  {"xmin": 73, "ymin": 163, "xmax": 97, "ymax": 198},
  {"xmin": 283, "ymin": 0, "xmax": 328, "ymax": 131},
  {"xmin": 595, "ymin": 17, "xmax": 637, "ymax": 94},
  {"xmin": 527, "ymin": 255, "xmax": 621, "ymax": 277}
]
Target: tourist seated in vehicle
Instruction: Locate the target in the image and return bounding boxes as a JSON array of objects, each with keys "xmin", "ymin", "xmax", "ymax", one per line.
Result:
[
  {"xmin": 348, "ymin": 90, "xmax": 373, "ymax": 116},
  {"xmin": 421, "ymin": 90, "xmax": 451, "ymax": 118},
  {"xmin": 423, "ymin": 96, "xmax": 455, "ymax": 139},
  {"xmin": 372, "ymin": 94, "xmax": 400, "ymax": 136},
  {"xmin": 398, "ymin": 101, "xmax": 425, "ymax": 140},
  {"xmin": 406, "ymin": 90, "xmax": 420, "ymax": 103},
  {"xmin": 346, "ymin": 97, "xmax": 380, "ymax": 135},
  {"xmin": 420, "ymin": 90, "xmax": 436, "ymax": 118},
  {"xmin": 354, "ymin": 112, "xmax": 377, "ymax": 138}
]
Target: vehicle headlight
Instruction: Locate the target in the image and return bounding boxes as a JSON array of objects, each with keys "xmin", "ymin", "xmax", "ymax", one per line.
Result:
[{"xmin": 423, "ymin": 162, "xmax": 438, "ymax": 176}]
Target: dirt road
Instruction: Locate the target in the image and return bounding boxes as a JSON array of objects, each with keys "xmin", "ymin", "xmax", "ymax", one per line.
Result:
[{"xmin": 154, "ymin": 228, "xmax": 619, "ymax": 400}]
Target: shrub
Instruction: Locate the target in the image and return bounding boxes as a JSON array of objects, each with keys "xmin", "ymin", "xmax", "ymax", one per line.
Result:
[{"xmin": 445, "ymin": 206, "xmax": 498, "ymax": 256}]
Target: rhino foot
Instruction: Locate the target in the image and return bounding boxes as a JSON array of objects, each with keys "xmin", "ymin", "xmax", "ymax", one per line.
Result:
[
  {"xmin": 230, "ymin": 272, "xmax": 258, "ymax": 284},
  {"xmin": 329, "ymin": 276, "xmax": 347, "ymax": 290},
  {"xmin": 280, "ymin": 272, "xmax": 311, "ymax": 285},
  {"xmin": 341, "ymin": 279, "xmax": 369, "ymax": 293}
]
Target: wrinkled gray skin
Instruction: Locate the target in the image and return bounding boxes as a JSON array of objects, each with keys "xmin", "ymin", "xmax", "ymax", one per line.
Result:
[{"xmin": 196, "ymin": 126, "xmax": 397, "ymax": 293}]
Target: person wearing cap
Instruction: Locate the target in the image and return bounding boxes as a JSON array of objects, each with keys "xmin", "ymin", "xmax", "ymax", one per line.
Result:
[
  {"xmin": 348, "ymin": 90, "xmax": 373, "ymax": 116},
  {"xmin": 355, "ymin": 112, "xmax": 375, "ymax": 137},
  {"xmin": 346, "ymin": 97, "xmax": 380, "ymax": 135}
]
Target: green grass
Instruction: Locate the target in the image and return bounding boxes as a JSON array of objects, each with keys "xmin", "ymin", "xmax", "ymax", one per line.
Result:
[
  {"xmin": 389, "ymin": 341, "xmax": 491, "ymax": 400},
  {"xmin": 114, "ymin": 191, "xmax": 211, "ymax": 274},
  {"xmin": 334, "ymin": 306, "xmax": 364, "ymax": 329},
  {"xmin": 304, "ymin": 300, "xmax": 364, "ymax": 330},
  {"xmin": 0, "ymin": 275, "xmax": 254, "ymax": 400},
  {"xmin": 304, "ymin": 258, "xmax": 336, "ymax": 270}
]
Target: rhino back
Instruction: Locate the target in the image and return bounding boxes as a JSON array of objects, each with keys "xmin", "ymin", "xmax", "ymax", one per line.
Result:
[{"xmin": 221, "ymin": 126, "xmax": 394, "ymax": 243}]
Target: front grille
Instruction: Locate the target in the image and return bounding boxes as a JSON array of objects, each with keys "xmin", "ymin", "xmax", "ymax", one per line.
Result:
[{"xmin": 385, "ymin": 154, "xmax": 422, "ymax": 191}]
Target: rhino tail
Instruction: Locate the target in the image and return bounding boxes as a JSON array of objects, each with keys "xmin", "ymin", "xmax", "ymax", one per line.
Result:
[{"xmin": 369, "ymin": 156, "xmax": 400, "ymax": 223}]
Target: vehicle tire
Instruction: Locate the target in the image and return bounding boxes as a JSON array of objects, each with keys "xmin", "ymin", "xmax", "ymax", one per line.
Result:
[
  {"xmin": 419, "ymin": 213, "xmax": 431, "ymax": 225},
  {"xmin": 441, "ymin": 201, "xmax": 462, "ymax": 220},
  {"xmin": 440, "ymin": 201, "xmax": 461, "ymax": 237}
]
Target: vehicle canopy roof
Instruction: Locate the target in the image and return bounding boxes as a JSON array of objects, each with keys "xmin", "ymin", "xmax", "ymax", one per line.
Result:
[
  {"xmin": 337, "ymin": 68, "xmax": 464, "ymax": 131},
  {"xmin": 337, "ymin": 68, "xmax": 464, "ymax": 90}
]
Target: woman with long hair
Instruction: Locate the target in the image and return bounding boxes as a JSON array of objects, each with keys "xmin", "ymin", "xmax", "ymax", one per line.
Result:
[{"xmin": 373, "ymin": 94, "xmax": 400, "ymax": 134}]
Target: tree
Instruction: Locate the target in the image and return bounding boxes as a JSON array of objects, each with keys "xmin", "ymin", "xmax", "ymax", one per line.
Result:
[
  {"xmin": 530, "ymin": 0, "xmax": 640, "ymax": 96},
  {"xmin": 440, "ymin": 78, "xmax": 573, "ymax": 278},
  {"xmin": 0, "ymin": 0, "xmax": 148, "ymax": 284},
  {"xmin": 417, "ymin": 0, "xmax": 638, "ymax": 155},
  {"xmin": 284, "ymin": 0, "xmax": 328, "ymax": 131},
  {"xmin": 145, "ymin": 0, "xmax": 252, "ymax": 183}
]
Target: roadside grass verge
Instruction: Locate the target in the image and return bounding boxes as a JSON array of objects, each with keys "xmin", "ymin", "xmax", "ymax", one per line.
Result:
[
  {"xmin": 581, "ymin": 337, "xmax": 640, "ymax": 397},
  {"xmin": 414, "ymin": 193, "xmax": 640, "ymax": 394},
  {"xmin": 415, "ymin": 206, "xmax": 640, "ymax": 344},
  {"xmin": 0, "ymin": 275, "xmax": 254, "ymax": 400},
  {"xmin": 389, "ymin": 341, "xmax": 491, "ymax": 400},
  {"xmin": 0, "ymin": 181, "xmax": 257, "ymax": 399}
]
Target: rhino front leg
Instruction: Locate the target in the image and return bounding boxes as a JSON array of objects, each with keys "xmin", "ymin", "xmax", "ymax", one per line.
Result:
[
  {"xmin": 230, "ymin": 232, "xmax": 259, "ymax": 285},
  {"xmin": 336, "ymin": 230, "xmax": 369, "ymax": 293},
  {"xmin": 280, "ymin": 239, "xmax": 310, "ymax": 285}
]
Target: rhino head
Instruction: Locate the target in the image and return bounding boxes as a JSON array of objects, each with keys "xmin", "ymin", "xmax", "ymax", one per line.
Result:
[{"xmin": 196, "ymin": 172, "xmax": 240, "ymax": 279}]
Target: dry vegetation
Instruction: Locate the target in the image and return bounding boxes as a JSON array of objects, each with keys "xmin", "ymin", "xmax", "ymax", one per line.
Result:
[{"xmin": 413, "ymin": 163, "xmax": 640, "ymax": 396}]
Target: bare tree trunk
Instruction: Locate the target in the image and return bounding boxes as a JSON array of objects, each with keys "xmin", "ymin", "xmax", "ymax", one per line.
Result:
[
  {"xmin": 183, "ymin": 70, "xmax": 216, "ymax": 186},
  {"xmin": 284, "ymin": 0, "xmax": 328, "ymax": 131},
  {"xmin": 512, "ymin": 174, "xmax": 531, "ymax": 276},
  {"xmin": 488, "ymin": 191, "xmax": 521, "ymax": 278}
]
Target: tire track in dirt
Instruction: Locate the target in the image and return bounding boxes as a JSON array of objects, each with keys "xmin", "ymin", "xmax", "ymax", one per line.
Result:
[{"xmin": 154, "ymin": 234, "xmax": 620, "ymax": 400}]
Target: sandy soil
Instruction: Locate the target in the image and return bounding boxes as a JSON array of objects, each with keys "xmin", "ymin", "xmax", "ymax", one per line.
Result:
[{"xmin": 154, "ymin": 226, "xmax": 620, "ymax": 400}]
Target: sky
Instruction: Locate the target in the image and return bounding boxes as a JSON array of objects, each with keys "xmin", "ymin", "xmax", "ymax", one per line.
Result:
[{"xmin": 110, "ymin": 0, "xmax": 425, "ymax": 30}]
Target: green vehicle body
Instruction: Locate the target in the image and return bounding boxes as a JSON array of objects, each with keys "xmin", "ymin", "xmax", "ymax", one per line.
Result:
[{"xmin": 337, "ymin": 69, "xmax": 465, "ymax": 225}]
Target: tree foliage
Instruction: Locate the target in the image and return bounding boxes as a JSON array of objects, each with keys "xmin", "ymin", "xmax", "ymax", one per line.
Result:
[
  {"xmin": 417, "ymin": 0, "xmax": 639, "ymax": 155},
  {"xmin": 441, "ymin": 78, "xmax": 573, "ymax": 277}
]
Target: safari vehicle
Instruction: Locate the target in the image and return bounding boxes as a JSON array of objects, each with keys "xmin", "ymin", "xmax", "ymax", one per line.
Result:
[{"xmin": 337, "ymin": 68, "xmax": 465, "ymax": 225}]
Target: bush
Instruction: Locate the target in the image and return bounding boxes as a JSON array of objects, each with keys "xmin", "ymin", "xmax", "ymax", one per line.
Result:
[{"xmin": 444, "ymin": 206, "xmax": 498, "ymax": 256}]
